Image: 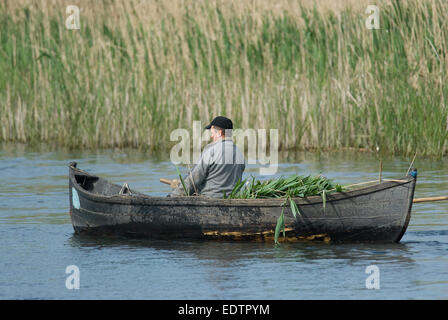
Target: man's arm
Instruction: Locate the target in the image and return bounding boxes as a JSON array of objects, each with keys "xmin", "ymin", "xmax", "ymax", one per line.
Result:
[{"xmin": 170, "ymin": 151, "xmax": 212, "ymax": 196}]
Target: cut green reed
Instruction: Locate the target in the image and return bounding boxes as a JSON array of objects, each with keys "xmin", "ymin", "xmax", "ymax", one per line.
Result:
[
  {"xmin": 224, "ymin": 175, "xmax": 341, "ymax": 199},
  {"xmin": 175, "ymin": 165, "xmax": 189, "ymax": 196},
  {"xmin": 224, "ymin": 174, "xmax": 342, "ymax": 244},
  {"xmin": 0, "ymin": 0, "xmax": 447, "ymax": 157}
]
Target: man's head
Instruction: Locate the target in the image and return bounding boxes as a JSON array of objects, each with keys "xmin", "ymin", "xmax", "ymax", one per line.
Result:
[{"xmin": 205, "ymin": 116, "xmax": 233, "ymax": 142}]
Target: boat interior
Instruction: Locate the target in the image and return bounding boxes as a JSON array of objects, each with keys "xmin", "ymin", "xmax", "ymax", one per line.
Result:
[{"xmin": 73, "ymin": 169, "xmax": 139, "ymax": 197}]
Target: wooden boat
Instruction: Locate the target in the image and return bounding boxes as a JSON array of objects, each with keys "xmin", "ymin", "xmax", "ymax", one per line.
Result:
[{"xmin": 68, "ymin": 162, "xmax": 417, "ymax": 243}]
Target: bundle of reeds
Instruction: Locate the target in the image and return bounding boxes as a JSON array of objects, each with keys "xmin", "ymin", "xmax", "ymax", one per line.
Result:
[
  {"xmin": 224, "ymin": 174, "xmax": 342, "ymax": 244},
  {"xmin": 224, "ymin": 175, "xmax": 342, "ymax": 199}
]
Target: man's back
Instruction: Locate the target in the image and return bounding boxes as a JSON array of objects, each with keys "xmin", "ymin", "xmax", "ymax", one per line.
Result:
[{"xmin": 171, "ymin": 139, "xmax": 245, "ymax": 198}]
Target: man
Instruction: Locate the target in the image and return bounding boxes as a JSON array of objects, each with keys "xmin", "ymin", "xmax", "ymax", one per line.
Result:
[{"xmin": 170, "ymin": 116, "xmax": 245, "ymax": 198}]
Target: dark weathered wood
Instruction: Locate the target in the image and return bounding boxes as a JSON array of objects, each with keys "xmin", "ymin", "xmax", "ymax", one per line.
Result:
[{"xmin": 68, "ymin": 162, "xmax": 417, "ymax": 243}]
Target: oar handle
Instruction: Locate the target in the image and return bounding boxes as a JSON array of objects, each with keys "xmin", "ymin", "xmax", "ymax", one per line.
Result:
[
  {"xmin": 413, "ymin": 196, "xmax": 448, "ymax": 203},
  {"xmin": 160, "ymin": 178, "xmax": 172, "ymax": 185}
]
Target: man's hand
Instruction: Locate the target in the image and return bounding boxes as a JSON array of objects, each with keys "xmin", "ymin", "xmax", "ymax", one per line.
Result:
[
  {"xmin": 159, "ymin": 178, "xmax": 181, "ymax": 189},
  {"xmin": 170, "ymin": 179, "xmax": 181, "ymax": 189}
]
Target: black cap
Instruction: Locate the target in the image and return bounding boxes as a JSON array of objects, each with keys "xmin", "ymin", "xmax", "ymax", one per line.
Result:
[{"xmin": 204, "ymin": 116, "xmax": 233, "ymax": 130}]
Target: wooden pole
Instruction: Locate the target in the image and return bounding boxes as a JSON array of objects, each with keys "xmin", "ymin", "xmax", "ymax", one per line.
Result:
[
  {"xmin": 160, "ymin": 178, "xmax": 172, "ymax": 185},
  {"xmin": 406, "ymin": 152, "xmax": 417, "ymax": 175},
  {"xmin": 413, "ymin": 196, "xmax": 448, "ymax": 203},
  {"xmin": 161, "ymin": 178, "xmax": 446, "ymax": 203}
]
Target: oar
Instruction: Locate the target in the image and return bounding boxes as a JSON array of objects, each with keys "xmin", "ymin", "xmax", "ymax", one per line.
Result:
[
  {"xmin": 413, "ymin": 196, "xmax": 448, "ymax": 203},
  {"xmin": 161, "ymin": 176, "xmax": 447, "ymax": 203},
  {"xmin": 160, "ymin": 178, "xmax": 172, "ymax": 185}
]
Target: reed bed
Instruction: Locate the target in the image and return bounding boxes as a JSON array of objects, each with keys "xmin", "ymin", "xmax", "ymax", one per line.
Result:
[{"xmin": 0, "ymin": 0, "xmax": 447, "ymax": 156}]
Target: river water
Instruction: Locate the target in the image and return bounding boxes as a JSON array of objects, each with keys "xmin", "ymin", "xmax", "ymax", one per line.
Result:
[{"xmin": 0, "ymin": 145, "xmax": 447, "ymax": 299}]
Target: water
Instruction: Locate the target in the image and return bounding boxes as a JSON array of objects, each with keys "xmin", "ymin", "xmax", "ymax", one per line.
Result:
[{"xmin": 1, "ymin": 145, "xmax": 447, "ymax": 299}]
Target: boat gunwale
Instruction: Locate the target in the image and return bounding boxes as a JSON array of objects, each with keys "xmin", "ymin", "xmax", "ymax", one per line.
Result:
[{"xmin": 69, "ymin": 163, "xmax": 415, "ymax": 208}]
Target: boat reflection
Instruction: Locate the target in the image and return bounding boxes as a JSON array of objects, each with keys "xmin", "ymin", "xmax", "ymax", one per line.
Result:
[{"xmin": 67, "ymin": 233, "xmax": 416, "ymax": 266}]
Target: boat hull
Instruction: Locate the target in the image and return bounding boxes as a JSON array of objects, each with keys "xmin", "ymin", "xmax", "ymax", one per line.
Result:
[{"xmin": 68, "ymin": 163, "xmax": 416, "ymax": 243}]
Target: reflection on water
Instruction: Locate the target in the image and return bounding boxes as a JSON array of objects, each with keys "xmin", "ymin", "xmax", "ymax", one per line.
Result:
[
  {"xmin": 68, "ymin": 234, "xmax": 416, "ymax": 266},
  {"xmin": 0, "ymin": 145, "xmax": 447, "ymax": 299}
]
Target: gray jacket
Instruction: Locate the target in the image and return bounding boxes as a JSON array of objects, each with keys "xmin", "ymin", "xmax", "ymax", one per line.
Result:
[{"xmin": 171, "ymin": 139, "xmax": 245, "ymax": 198}]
